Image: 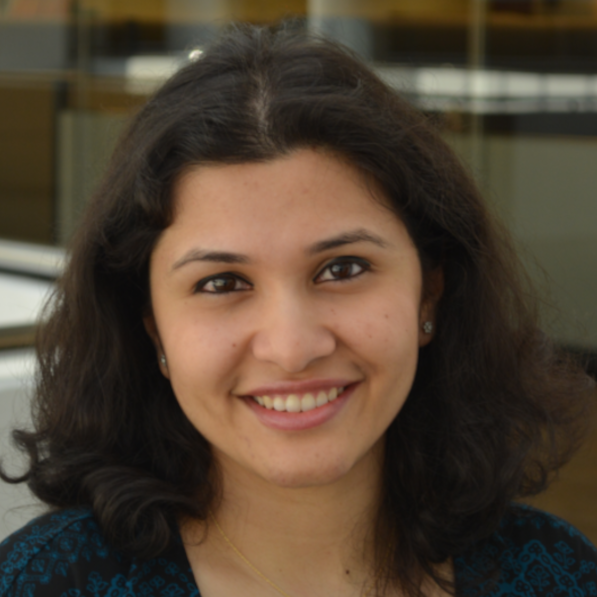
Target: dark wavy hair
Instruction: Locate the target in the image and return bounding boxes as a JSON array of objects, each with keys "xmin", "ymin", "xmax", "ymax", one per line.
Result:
[{"xmin": 2, "ymin": 23, "xmax": 594, "ymax": 597}]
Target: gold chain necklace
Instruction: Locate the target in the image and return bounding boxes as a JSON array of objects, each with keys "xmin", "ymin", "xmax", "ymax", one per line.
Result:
[{"xmin": 211, "ymin": 514, "xmax": 385, "ymax": 597}]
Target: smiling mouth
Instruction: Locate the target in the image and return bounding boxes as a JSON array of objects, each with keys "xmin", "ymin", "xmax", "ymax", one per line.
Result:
[{"xmin": 250, "ymin": 387, "xmax": 345, "ymax": 413}]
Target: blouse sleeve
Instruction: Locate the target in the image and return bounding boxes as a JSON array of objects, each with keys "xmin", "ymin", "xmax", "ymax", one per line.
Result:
[
  {"xmin": 0, "ymin": 508, "xmax": 200, "ymax": 597},
  {"xmin": 0, "ymin": 509, "xmax": 128, "ymax": 597},
  {"xmin": 456, "ymin": 504, "xmax": 597, "ymax": 597}
]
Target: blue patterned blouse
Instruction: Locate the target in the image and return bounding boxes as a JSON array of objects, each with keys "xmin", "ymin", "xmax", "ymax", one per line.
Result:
[{"xmin": 1, "ymin": 505, "xmax": 596, "ymax": 596}]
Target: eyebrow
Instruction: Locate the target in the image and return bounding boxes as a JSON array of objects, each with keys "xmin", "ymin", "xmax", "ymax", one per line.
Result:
[
  {"xmin": 172, "ymin": 250, "xmax": 250, "ymax": 271},
  {"xmin": 307, "ymin": 228, "xmax": 388, "ymax": 255},
  {"xmin": 171, "ymin": 228, "xmax": 388, "ymax": 271}
]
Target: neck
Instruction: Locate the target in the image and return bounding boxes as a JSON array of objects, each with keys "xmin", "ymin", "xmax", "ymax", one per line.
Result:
[
  {"xmin": 184, "ymin": 445, "xmax": 385, "ymax": 597},
  {"xmin": 221, "ymin": 453, "xmax": 382, "ymax": 559}
]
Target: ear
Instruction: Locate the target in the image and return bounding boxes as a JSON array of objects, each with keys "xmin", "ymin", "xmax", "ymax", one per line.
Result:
[
  {"xmin": 418, "ymin": 266, "xmax": 444, "ymax": 347},
  {"xmin": 143, "ymin": 312, "xmax": 170, "ymax": 379}
]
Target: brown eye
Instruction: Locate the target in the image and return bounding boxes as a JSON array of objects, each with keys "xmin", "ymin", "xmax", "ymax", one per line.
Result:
[
  {"xmin": 316, "ymin": 258, "xmax": 370, "ymax": 283},
  {"xmin": 330, "ymin": 262, "xmax": 355, "ymax": 279},
  {"xmin": 196, "ymin": 274, "xmax": 251, "ymax": 294}
]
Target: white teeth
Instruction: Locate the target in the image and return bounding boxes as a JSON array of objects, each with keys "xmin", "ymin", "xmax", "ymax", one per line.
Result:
[
  {"xmin": 301, "ymin": 393, "xmax": 316, "ymax": 412},
  {"xmin": 286, "ymin": 394, "xmax": 301, "ymax": 413},
  {"xmin": 252, "ymin": 387, "xmax": 345, "ymax": 412},
  {"xmin": 316, "ymin": 391, "xmax": 328, "ymax": 407}
]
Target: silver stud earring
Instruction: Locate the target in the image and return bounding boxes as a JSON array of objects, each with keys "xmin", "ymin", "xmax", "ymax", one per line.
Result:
[
  {"xmin": 423, "ymin": 321, "xmax": 434, "ymax": 334},
  {"xmin": 160, "ymin": 354, "xmax": 167, "ymax": 367}
]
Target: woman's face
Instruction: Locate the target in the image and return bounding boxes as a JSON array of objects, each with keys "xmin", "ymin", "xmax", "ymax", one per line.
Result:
[{"xmin": 146, "ymin": 149, "xmax": 439, "ymax": 489}]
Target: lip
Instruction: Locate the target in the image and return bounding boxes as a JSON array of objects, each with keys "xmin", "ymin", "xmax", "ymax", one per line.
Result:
[{"xmin": 242, "ymin": 383, "xmax": 359, "ymax": 431}]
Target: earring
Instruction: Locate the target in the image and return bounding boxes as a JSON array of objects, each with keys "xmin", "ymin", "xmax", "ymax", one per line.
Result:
[
  {"xmin": 422, "ymin": 321, "xmax": 434, "ymax": 334},
  {"xmin": 160, "ymin": 354, "xmax": 167, "ymax": 367}
]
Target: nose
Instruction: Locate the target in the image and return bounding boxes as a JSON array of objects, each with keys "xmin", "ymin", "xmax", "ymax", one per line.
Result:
[{"xmin": 250, "ymin": 292, "xmax": 336, "ymax": 373}]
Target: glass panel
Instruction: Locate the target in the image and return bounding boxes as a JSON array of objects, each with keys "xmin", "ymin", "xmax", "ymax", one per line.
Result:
[
  {"xmin": 0, "ymin": 0, "xmax": 70, "ymax": 244},
  {"xmin": 472, "ymin": 0, "xmax": 597, "ymax": 352},
  {"xmin": 0, "ymin": 0, "xmax": 308, "ymax": 246},
  {"xmin": 0, "ymin": 0, "xmax": 595, "ymax": 352}
]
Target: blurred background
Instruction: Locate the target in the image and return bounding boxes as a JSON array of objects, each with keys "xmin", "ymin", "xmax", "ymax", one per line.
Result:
[{"xmin": 0, "ymin": 0, "xmax": 595, "ymax": 542}]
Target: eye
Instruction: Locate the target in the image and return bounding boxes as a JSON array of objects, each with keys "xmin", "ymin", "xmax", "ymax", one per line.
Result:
[
  {"xmin": 195, "ymin": 274, "xmax": 251, "ymax": 294},
  {"xmin": 315, "ymin": 258, "xmax": 370, "ymax": 283}
]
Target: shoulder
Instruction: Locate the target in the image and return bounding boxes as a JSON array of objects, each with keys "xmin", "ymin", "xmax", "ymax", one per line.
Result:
[
  {"xmin": 0, "ymin": 508, "xmax": 200, "ymax": 597},
  {"xmin": 499, "ymin": 504, "xmax": 597, "ymax": 552},
  {"xmin": 0, "ymin": 508, "xmax": 122, "ymax": 597},
  {"xmin": 456, "ymin": 504, "xmax": 597, "ymax": 596}
]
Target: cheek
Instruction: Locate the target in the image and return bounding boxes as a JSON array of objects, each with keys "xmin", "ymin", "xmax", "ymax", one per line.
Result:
[
  {"xmin": 339, "ymin": 294, "xmax": 421, "ymax": 358},
  {"xmin": 340, "ymin": 295, "xmax": 421, "ymax": 418},
  {"xmin": 160, "ymin": 313, "xmax": 244, "ymax": 398}
]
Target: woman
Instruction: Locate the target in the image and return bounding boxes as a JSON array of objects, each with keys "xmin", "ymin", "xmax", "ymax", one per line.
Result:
[{"xmin": 1, "ymin": 24, "xmax": 596, "ymax": 597}]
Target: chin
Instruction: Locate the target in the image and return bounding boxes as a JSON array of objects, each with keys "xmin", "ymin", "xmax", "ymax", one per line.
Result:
[{"xmin": 258, "ymin": 457, "xmax": 356, "ymax": 489}]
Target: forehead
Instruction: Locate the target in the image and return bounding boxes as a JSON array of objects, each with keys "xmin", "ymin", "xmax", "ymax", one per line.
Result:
[
  {"xmin": 170, "ymin": 149, "xmax": 391, "ymax": 227},
  {"xmin": 150, "ymin": 148, "xmax": 417, "ymax": 270}
]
